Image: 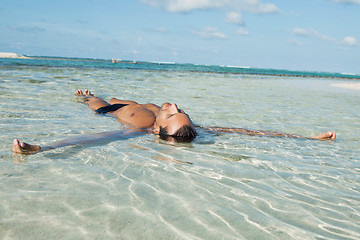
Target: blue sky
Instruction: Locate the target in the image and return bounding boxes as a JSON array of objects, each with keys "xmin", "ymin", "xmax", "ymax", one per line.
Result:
[{"xmin": 0, "ymin": 0, "xmax": 359, "ymax": 73}]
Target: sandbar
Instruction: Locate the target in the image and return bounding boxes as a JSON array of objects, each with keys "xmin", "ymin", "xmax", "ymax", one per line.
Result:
[
  {"xmin": 331, "ymin": 82, "xmax": 360, "ymax": 90},
  {"xmin": 0, "ymin": 52, "xmax": 29, "ymax": 59}
]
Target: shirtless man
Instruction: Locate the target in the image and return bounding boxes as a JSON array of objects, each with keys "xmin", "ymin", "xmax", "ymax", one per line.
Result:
[{"xmin": 12, "ymin": 90, "xmax": 336, "ymax": 154}]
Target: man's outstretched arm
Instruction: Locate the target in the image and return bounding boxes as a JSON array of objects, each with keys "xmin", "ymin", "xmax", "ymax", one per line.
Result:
[{"xmin": 200, "ymin": 126, "xmax": 336, "ymax": 140}]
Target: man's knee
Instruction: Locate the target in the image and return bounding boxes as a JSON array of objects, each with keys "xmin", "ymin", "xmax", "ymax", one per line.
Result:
[{"xmin": 109, "ymin": 97, "xmax": 121, "ymax": 104}]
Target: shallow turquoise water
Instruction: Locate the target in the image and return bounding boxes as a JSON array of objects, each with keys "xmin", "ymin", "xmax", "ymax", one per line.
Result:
[{"xmin": 1, "ymin": 60, "xmax": 360, "ymax": 239}]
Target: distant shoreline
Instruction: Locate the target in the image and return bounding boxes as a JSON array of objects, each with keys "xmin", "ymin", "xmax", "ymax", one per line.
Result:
[
  {"xmin": 0, "ymin": 52, "xmax": 30, "ymax": 59},
  {"xmin": 1, "ymin": 54, "xmax": 359, "ymax": 80}
]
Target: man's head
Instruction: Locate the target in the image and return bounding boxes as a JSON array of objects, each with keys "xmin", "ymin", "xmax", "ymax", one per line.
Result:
[{"xmin": 153, "ymin": 103, "xmax": 197, "ymax": 142}]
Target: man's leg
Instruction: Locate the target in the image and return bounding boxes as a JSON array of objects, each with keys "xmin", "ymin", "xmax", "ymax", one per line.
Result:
[
  {"xmin": 75, "ymin": 89, "xmax": 109, "ymax": 111},
  {"xmin": 109, "ymin": 97, "xmax": 138, "ymax": 105},
  {"xmin": 12, "ymin": 129, "xmax": 145, "ymax": 155},
  {"xmin": 12, "ymin": 90, "xmax": 138, "ymax": 155},
  {"xmin": 13, "ymin": 90, "xmax": 107, "ymax": 154}
]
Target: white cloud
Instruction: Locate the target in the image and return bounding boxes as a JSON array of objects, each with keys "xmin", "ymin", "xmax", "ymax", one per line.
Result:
[
  {"xmin": 226, "ymin": 12, "xmax": 244, "ymax": 25},
  {"xmin": 292, "ymin": 27, "xmax": 333, "ymax": 42},
  {"xmin": 141, "ymin": 0, "xmax": 279, "ymax": 14},
  {"xmin": 195, "ymin": 26, "xmax": 227, "ymax": 39},
  {"xmin": 237, "ymin": 27, "xmax": 249, "ymax": 35},
  {"xmin": 233, "ymin": 0, "xmax": 279, "ymax": 14},
  {"xmin": 332, "ymin": 0, "xmax": 360, "ymax": 4},
  {"xmin": 312, "ymin": 30, "xmax": 333, "ymax": 42},
  {"xmin": 343, "ymin": 36, "xmax": 357, "ymax": 46},
  {"xmin": 292, "ymin": 28, "xmax": 358, "ymax": 47},
  {"xmin": 141, "ymin": 0, "xmax": 279, "ymax": 37},
  {"xmin": 292, "ymin": 28, "xmax": 312, "ymax": 37},
  {"xmin": 288, "ymin": 39, "xmax": 304, "ymax": 46},
  {"xmin": 141, "ymin": 0, "xmax": 222, "ymax": 13}
]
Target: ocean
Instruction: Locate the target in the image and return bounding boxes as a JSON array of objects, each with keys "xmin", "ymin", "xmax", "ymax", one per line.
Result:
[{"xmin": 1, "ymin": 57, "xmax": 359, "ymax": 239}]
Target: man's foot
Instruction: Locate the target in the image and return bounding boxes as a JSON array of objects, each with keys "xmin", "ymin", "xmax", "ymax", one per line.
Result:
[
  {"xmin": 75, "ymin": 89, "xmax": 94, "ymax": 101},
  {"xmin": 12, "ymin": 139, "xmax": 41, "ymax": 154},
  {"xmin": 311, "ymin": 131, "xmax": 336, "ymax": 140}
]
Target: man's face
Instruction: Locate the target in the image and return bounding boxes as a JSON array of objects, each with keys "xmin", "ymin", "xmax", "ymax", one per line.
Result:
[{"xmin": 153, "ymin": 103, "xmax": 194, "ymax": 135}]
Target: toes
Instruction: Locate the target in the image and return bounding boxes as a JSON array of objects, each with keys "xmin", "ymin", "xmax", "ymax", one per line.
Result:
[
  {"xmin": 75, "ymin": 89, "xmax": 83, "ymax": 96},
  {"xmin": 75, "ymin": 89, "xmax": 93, "ymax": 97},
  {"xmin": 12, "ymin": 139, "xmax": 24, "ymax": 153},
  {"xmin": 20, "ymin": 142, "xmax": 31, "ymax": 150},
  {"xmin": 84, "ymin": 89, "xmax": 93, "ymax": 96}
]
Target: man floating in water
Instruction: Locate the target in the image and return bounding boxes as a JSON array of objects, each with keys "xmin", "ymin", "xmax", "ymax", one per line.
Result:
[{"xmin": 12, "ymin": 90, "xmax": 336, "ymax": 154}]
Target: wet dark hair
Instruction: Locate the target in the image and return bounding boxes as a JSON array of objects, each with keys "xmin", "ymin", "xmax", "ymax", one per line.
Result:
[{"xmin": 159, "ymin": 125, "xmax": 197, "ymax": 143}]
